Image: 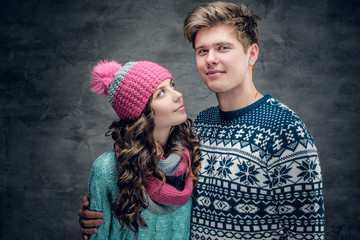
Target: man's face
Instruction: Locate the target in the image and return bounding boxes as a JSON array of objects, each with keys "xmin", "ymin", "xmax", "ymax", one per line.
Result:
[{"xmin": 194, "ymin": 24, "xmax": 252, "ymax": 94}]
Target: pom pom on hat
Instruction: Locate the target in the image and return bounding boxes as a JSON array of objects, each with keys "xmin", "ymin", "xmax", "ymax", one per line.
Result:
[{"xmin": 90, "ymin": 60, "xmax": 122, "ymax": 96}]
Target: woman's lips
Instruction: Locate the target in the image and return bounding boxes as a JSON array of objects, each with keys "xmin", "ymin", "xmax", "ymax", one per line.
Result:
[{"xmin": 175, "ymin": 104, "xmax": 185, "ymax": 112}]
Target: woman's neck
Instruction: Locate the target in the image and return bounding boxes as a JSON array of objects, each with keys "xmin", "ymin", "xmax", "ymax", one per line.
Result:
[{"xmin": 153, "ymin": 127, "xmax": 171, "ymax": 147}]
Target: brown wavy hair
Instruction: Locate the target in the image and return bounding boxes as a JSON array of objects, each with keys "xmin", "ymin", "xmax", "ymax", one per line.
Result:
[{"xmin": 107, "ymin": 102, "xmax": 201, "ymax": 234}]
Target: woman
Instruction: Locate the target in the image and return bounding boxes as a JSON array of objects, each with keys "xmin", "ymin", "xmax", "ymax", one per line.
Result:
[{"xmin": 86, "ymin": 60, "xmax": 201, "ymax": 239}]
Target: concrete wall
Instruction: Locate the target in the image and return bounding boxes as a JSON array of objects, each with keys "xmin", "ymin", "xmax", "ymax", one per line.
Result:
[{"xmin": 1, "ymin": 0, "xmax": 359, "ymax": 239}]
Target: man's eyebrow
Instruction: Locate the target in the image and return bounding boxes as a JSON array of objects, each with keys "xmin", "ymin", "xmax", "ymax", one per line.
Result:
[
  {"xmin": 195, "ymin": 45, "xmax": 205, "ymax": 51},
  {"xmin": 215, "ymin": 42, "xmax": 235, "ymax": 47},
  {"xmin": 195, "ymin": 42, "xmax": 234, "ymax": 51}
]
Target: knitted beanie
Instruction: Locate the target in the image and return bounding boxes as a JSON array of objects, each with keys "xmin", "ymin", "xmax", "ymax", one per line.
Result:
[{"xmin": 90, "ymin": 60, "xmax": 173, "ymax": 121}]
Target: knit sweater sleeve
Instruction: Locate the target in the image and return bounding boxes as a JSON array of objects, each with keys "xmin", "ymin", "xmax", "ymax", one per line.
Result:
[
  {"xmin": 88, "ymin": 151, "xmax": 117, "ymax": 240},
  {"xmin": 266, "ymin": 121, "xmax": 325, "ymax": 239}
]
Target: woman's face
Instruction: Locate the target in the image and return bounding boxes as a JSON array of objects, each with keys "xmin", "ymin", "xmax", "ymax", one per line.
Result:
[{"xmin": 150, "ymin": 79, "xmax": 187, "ymax": 129}]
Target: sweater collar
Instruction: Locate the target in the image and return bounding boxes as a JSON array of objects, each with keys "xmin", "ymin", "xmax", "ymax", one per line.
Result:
[{"xmin": 219, "ymin": 94, "xmax": 272, "ymax": 120}]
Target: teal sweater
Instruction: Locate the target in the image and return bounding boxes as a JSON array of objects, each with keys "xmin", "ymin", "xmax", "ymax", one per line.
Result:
[{"xmin": 88, "ymin": 151, "xmax": 192, "ymax": 240}]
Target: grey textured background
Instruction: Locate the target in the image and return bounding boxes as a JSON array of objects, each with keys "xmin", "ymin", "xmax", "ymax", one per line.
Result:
[{"xmin": 1, "ymin": 0, "xmax": 359, "ymax": 239}]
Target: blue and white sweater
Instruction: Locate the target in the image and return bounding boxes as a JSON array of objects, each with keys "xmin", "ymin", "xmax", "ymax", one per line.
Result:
[{"xmin": 191, "ymin": 95, "xmax": 324, "ymax": 240}]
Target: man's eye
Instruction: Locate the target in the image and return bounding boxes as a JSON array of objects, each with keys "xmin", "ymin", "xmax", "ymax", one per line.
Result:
[
  {"xmin": 219, "ymin": 46, "xmax": 229, "ymax": 50},
  {"xmin": 197, "ymin": 49, "xmax": 207, "ymax": 55}
]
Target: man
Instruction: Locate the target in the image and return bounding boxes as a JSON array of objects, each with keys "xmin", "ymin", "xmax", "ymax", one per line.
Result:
[{"xmin": 79, "ymin": 2, "xmax": 325, "ymax": 239}]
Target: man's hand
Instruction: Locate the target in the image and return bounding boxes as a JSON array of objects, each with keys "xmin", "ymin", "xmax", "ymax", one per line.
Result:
[{"xmin": 78, "ymin": 195, "xmax": 104, "ymax": 240}]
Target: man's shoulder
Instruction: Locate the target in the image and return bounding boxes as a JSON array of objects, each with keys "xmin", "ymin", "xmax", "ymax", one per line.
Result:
[
  {"xmin": 264, "ymin": 96, "xmax": 298, "ymax": 116},
  {"xmin": 262, "ymin": 96, "xmax": 304, "ymax": 128},
  {"xmin": 263, "ymin": 97, "xmax": 316, "ymax": 145}
]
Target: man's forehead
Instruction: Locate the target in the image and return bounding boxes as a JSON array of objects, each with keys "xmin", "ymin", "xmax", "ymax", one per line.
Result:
[{"xmin": 194, "ymin": 25, "xmax": 241, "ymax": 47}]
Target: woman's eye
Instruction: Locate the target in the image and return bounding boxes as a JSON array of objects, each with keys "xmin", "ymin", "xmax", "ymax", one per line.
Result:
[{"xmin": 158, "ymin": 90, "xmax": 165, "ymax": 97}]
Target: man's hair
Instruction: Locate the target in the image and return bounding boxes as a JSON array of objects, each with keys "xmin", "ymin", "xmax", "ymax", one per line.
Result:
[{"xmin": 183, "ymin": 1, "xmax": 260, "ymax": 51}]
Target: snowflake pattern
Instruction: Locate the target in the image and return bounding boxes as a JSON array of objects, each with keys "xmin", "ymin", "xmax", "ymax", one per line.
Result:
[
  {"xmin": 268, "ymin": 165, "xmax": 292, "ymax": 187},
  {"xmin": 297, "ymin": 159, "xmax": 320, "ymax": 182},
  {"xmin": 204, "ymin": 155, "xmax": 218, "ymax": 176},
  {"xmin": 216, "ymin": 156, "xmax": 234, "ymax": 178},
  {"xmin": 235, "ymin": 161, "xmax": 260, "ymax": 185}
]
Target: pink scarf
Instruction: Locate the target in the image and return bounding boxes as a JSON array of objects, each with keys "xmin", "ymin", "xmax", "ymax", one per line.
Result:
[
  {"xmin": 114, "ymin": 144, "xmax": 193, "ymax": 207},
  {"xmin": 143, "ymin": 148, "xmax": 193, "ymax": 206}
]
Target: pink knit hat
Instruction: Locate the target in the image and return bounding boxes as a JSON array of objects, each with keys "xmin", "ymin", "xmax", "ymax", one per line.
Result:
[{"xmin": 90, "ymin": 60, "xmax": 173, "ymax": 121}]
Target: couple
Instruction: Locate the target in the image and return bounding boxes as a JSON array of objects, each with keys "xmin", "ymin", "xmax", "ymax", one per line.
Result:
[{"xmin": 79, "ymin": 2, "xmax": 325, "ymax": 239}]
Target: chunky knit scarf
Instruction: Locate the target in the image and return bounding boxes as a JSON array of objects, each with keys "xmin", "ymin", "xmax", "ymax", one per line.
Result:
[
  {"xmin": 143, "ymin": 148, "xmax": 193, "ymax": 215},
  {"xmin": 115, "ymin": 145, "xmax": 193, "ymax": 215}
]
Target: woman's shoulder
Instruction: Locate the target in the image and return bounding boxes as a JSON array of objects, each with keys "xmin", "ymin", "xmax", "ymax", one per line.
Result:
[
  {"xmin": 88, "ymin": 150, "xmax": 118, "ymax": 193},
  {"xmin": 91, "ymin": 150, "xmax": 117, "ymax": 176}
]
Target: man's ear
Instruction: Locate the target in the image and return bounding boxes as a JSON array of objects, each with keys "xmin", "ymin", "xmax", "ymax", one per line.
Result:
[{"xmin": 248, "ymin": 43, "xmax": 259, "ymax": 66}]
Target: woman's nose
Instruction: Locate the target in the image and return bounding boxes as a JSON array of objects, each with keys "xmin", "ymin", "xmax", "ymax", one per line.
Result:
[{"xmin": 173, "ymin": 89, "xmax": 182, "ymax": 102}]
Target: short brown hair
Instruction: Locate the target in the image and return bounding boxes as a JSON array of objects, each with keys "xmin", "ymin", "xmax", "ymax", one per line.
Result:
[{"xmin": 183, "ymin": 1, "xmax": 260, "ymax": 51}]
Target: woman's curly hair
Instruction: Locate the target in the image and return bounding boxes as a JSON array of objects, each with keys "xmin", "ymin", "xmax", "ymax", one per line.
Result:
[{"xmin": 107, "ymin": 102, "xmax": 201, "ymax": 234}]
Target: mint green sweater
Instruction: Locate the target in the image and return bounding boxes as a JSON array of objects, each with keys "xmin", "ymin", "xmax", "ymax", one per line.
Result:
[{"xmin": 88, "ymin": 151, "xmax": 192, "ymax": 240}]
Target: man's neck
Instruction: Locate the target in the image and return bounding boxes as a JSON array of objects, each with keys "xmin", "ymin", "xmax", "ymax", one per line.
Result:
[{"xmin": 216, "ymin": 81, "xmax": 262, "ymax": 112}]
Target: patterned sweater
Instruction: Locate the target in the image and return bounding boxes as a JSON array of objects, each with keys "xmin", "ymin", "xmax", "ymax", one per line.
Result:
[
  {"xmin": 191, "ymin": 95, "xmax": 324, "ymax": 240},
  {"xmin": 88, "ymin": 151, "xmax": 192, "ymax": 240}
]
